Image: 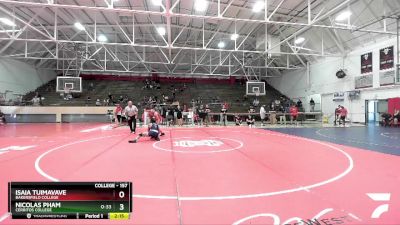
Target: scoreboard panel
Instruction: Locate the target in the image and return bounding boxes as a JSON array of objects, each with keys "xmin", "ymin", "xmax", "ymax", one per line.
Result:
[{"xmin": 8, "ymin": 182, "xmax": 132, "ymax": 220}]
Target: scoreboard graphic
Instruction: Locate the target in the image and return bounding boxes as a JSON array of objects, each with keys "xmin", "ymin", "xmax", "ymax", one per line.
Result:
[{"xmin": 8, "ymin": 182, "xmax": 132, "ymax": 220}]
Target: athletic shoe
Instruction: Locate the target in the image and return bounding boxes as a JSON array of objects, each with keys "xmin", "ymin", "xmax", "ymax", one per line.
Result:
[
  {"xmin": 128, "ymin": 140, "xmax": 137, "ymax": 143},
  {"xmin": 131, "ymin": 131, "xmax": 135, "ymax": 134},
  {"xmin": 156, "ymin": 137, "xmax": 160, "ymax": 141}
]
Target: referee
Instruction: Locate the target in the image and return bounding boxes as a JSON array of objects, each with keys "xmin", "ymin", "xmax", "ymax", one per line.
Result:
[{"xmin": 125, "ymin": 101, "xmax": 138, "ymax": 133}]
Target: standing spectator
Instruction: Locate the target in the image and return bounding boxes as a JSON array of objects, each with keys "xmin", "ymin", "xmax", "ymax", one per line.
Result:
[
  {"xmin": 204, "ymin": 104, "xmax": 211, "ymax": 127},
  {"xmin": 334, "ymin": 105, "xmax": 341, "ymax": 126},
  {"xmin": 0, "ymin": 109, "xmax": 6, "ymax": 124},
  {"xmin": 220, "ymin": 104, "xmax": 228, "ymax": 126},
  {"xmin": 296, "ymin": 99, "xmax": 303, "ymax": 108},
  {"xmin": 125, "ymin": 101, "xmax": 138, "ymax": 133},
  {"xmin": 339, "ymin": 106, "xmax": 348, "ymax": 126},
  {"xmin": 278, "ymin": 105, "xmax": 287, "ymax": 125},
  {"xmin": 167, "ymin": 107, "xmax": 175, "ymax": 126},
  {"xmin": 310, "ymin": 98, "xmax": 315, "ymax": 112},
  {"xmin": 32, "ymin": 95, "xmax": 40, "ymax": 106},
  {"xmin": 393, "ymin": 109, "xmax": 400, "ymax": 126},
  {"xmin": 260, "ymin": 105, "xmax": 266, "ymax": 126},
  {"xmin": 114, "ymin": 104, "xmax": 123, "ymax": 125},
  {"xmin": 108, "ymin": 92, "xmax": 113, "ymax": 103},
  {"xmin": 289, "ymin": 104, "xmax": 299, "ymax": 125},
  {"xmin": 176, "ymin": 106, "xmax": 183, "ymax": 126},
  {"xmin": 198, "ymin": 105, "xmax": 206, "ymax": 126}
]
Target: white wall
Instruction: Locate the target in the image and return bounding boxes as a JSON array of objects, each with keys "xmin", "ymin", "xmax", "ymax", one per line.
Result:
[
  {"xmin": 0, "ymin": 58, "xmax": 56, "ymax": 100},
  {"xmin": 268, "ymin": 36, "xmax": 399, "ymax": 123}
]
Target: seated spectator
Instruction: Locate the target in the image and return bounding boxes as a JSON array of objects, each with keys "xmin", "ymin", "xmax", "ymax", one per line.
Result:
[
  {"xmin": 381, "ymin": 112, "xmax": 392, "ymax": 127},
  {"xmin": 235, "ymin": 114, "xmax": 242, "ymax": 126},
  {"xmin": 246, "ymin": 115, "xmax": 255, "ymax": 128},
  {"xmin": 86, "ymin": 96, "xmax": 91, "ymax": 106},
  {"xmin": 95, "ymin": 99, "xmax": 102, "ymax": 106},
  {"xmin": 248, "ymin": 106, "xmax": 256, "ymax": 114}
]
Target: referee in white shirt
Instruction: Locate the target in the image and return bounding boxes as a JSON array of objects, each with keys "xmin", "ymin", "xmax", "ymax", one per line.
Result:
[{"xmin": 125, "ymin": 101, "xmax": 138, "ymax": 133}]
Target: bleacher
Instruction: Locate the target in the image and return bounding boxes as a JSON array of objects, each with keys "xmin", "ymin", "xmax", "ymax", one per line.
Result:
[{"xmin": 20, "ymin": 77, "xmax": 285, "ymax": 113}]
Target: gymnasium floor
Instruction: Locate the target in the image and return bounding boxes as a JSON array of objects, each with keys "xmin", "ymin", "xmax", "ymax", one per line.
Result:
[{"xmin": 0, "ymin": 123, "xmax": 399, "ymax": 224}]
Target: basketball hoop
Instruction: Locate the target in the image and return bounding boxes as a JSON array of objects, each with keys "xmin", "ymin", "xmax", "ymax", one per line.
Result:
[{"xmin": 255, "ymin": 90, "xmax": 260, "ymax": 97}]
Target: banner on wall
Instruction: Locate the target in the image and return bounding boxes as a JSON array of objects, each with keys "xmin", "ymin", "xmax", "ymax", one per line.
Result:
[
  {"xmin": 379, "ymin": 69, "xmax": 395, "ymax": 86},
  {"xmin": 361, "ymin": 52, "xmax": 373, "ymax": 74},
  {"xmin": 333, "ymin": 92, "xmax": 345, "ymax": 101},
  {"xmin": 379, "ymin": 46, "xmax": 394, "ymax": 70},
  {"xmin": 355, "ymin": 74, "xmax": 373, "ymax": 89}
]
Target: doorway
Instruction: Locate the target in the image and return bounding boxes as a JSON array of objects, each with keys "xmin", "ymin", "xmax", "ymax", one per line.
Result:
[{"xmin": 365, "ymin": 99, "xmax": 388, "ymax": 126}]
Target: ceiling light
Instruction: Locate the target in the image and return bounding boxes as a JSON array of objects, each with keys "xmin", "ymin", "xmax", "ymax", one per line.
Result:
[
  {"xmin": 157, "ymin": 27, "xmax": 166, "ymax": 36},
  {"xmin": 335, "ymin": 11, "xmax": 352, "ymax": 21},
  {"xmin": 194, "ymin": 0, "xmax": 208, "ymax": 12},
  {"xmin": 0, "ymin": 18, "xmax": 16, "ymax": 27},
  {"xmin": 74, "ymin": 22, "xmax": 85, "ymax": 31},
  {"xmin": 218, "ymin": 41, "xmax": 225, "ymax": 49},
  {"xmin": 253, "ymin": 1, "xmax": 264, "ymax": 13},
  {"xmin": 152, "ymin": 0, "xmax": 162, "ymax": 6},
  {"xmin": 294, "ymin": 37, "xmax": 305, "ymax": 44},
  {"xmin": 97, "ymin": 34, "xmax": 107, "ymax": 42},
  {"xmin": 230, "ymin": 33, "xmax": 239, "ymax": 40}
]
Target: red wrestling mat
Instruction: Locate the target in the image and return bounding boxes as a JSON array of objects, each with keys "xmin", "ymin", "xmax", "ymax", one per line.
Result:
[{"xmin": 0, "ymin": 124, "xmax": 400, "ymax": 224}]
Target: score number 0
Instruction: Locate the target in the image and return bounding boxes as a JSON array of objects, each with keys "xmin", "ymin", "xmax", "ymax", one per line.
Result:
[{"xmin": 119, "ymin": 190, "xmax": 125, "ymax": 211}]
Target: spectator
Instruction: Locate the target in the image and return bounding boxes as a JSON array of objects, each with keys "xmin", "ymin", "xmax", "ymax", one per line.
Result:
[
  {"xmin": 198, "ymin": 105, "xmax": 206, "ymax": 126},
  {"xmin": 381, "ymin": 112, "xmax": 392, "ymax": 127},
  {"xmin": 95, "ymin": 99, "xmax": 101, "ymax": 106},
  {"xmin": 114, "ymin": 104, "xmax": 123, "ymax": 125},
  {"xmin": 176, "ymin": 106, "xmax": 183, "ymax": 126},
  {"xmin": 310, "ymin": 98, "xmax": 315, "ymax": 112},
  {"xmin": 167, "ymin": 107, "xmax": 175, "ymax": 126},
  {"xmin": 235, "ymin": 114, "xmax": 242, "ymax": 126},
  {"xmin": 289, "ymin": 104, "xmax": 299, "ymax": 125},
  {"xmin": 220, "ymin": 104, "xmax": 228, "ymax": 126},
  {"xmin": 296, "ymin": 99, "xmax": 303, "ymax": 108},
  {"xmin": 86, "ymin": 96, "xmax": 91, "ymax": 106},
  {"xmin": 278, "ymin": 105, "xmax": 286, "ymax": 125},
  {"xmin": 339, "ymin": 106, "xmax": 348, "ymax": 126},
  {"xmin": 108, "ymin": 92, "xmax": 113, "ymax": 102},
  {"xmin": 31, "ymin": 96, "xmax": 40, "ymax": 106},
  {"xmin": 246, "ymin": 115, "xmax": 255, "ymax": 128},
  {"xmin": 260, "ymin": 105, "xmax": 266, "ymax": 126},
  {"xmin": 204, "ymin": 104, "xmax": 211, "ymax": 127},
  {"xmin": 248, "ymin": 106, "xmax": 256, "ymax": 113},
  {"xmin": 0, "ymin": 109, "xmax": 6, "ymax": 124},
  {"xmin": 334, "ymin": 105, "xmax": 341, "ymax": 126},
  {"xmin": 253, "ymin": 98, "xmax": 260, "ymax": 107},
  {"xmin": 89, "ymin": 82, "xmax": 94, "ymax": 91},
  {"xmin": 393, "ymin": 109, "xmax": 400, "ymax": 126}
]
